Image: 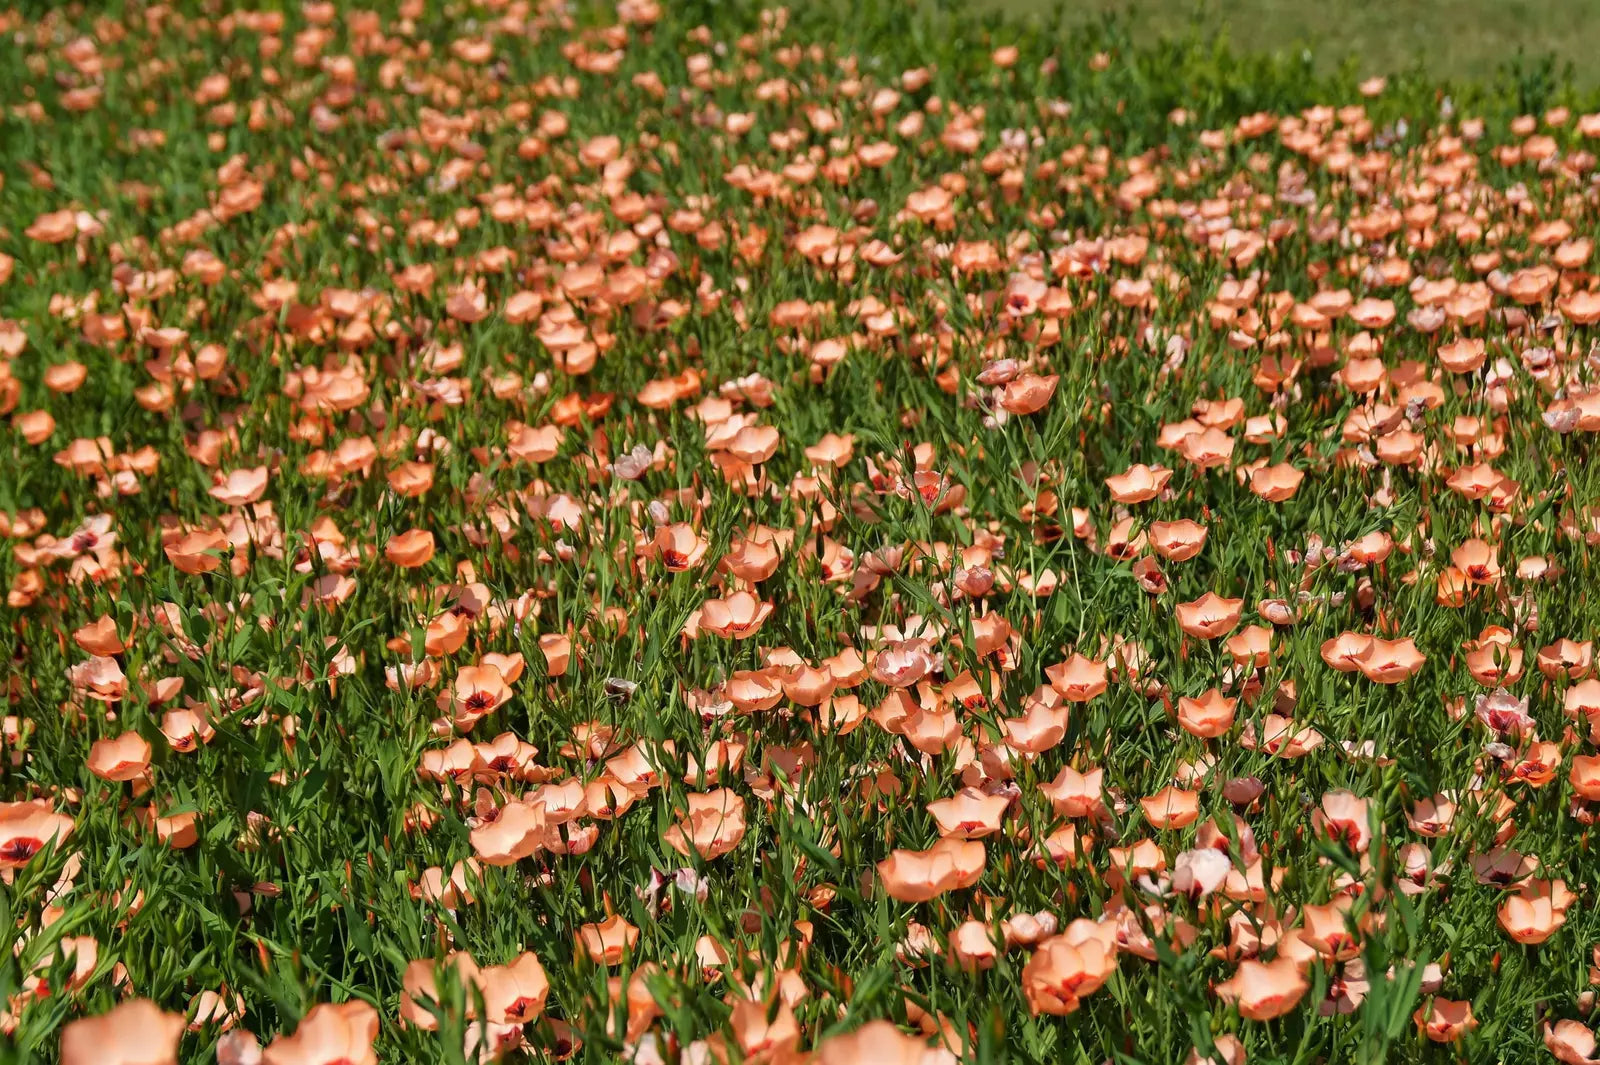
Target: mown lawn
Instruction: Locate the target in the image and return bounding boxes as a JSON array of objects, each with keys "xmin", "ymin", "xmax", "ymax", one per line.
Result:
[{"xmin": 989, "ymin": 0, "xmax": 1600, "ymax": 87}]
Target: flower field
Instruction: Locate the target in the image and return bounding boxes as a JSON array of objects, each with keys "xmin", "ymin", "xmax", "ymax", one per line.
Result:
[{"xmin": 7, "ymin": 1, "xmax": 1600, "ymax": 1062}]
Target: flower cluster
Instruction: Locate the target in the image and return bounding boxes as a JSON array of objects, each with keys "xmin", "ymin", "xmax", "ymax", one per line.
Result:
[{"xmin": 5, "ymin": 0, "xmax": 1600, "ymax": 1062}]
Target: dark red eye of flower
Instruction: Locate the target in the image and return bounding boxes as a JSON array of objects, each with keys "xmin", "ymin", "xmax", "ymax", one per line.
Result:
[{"xmin": 0, "ymin": 837, "xmax": 43, "ymax": 863}]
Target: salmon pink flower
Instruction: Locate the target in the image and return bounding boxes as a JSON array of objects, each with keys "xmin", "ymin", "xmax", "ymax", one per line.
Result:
[
  {"xmin": 210, "ymin": 467, "xmax": 269, "ymax": 506},
  {"xmin": 216, "ymin": 1031, "xmax": 262, "ymax": 1065},
  {"xmin": 385, "ymin": 529, "xmax": 435, "ymax": 568},
  {"xmin": 698, "ymin": 590, "xmax": 773, "ymax": 639},
  {"xmin": 1249, "ymin": 463, "xmax": 1304, "ymax": 501},
  {"xmin": 578, "ymin": 916, "xmax": 639, "ymax": 965},
  {"xmin": 1451, "ymin": 538, "xmax": 1500, "ymax": 585},
  {"xmin": 1215, "ymin": 957, "xmax": 1309, "ymax": 1020},
  {"xmin": 450, "ymin": 665, "xmax": 511, "ymax": 725},
  {"xmin": 1040, "ymin": 766, "xmax": 1106, "ymax": 818},
  {"xmin": 873, "ymin": 640, "xmax": 937, "ymax": 687},
  {"xmin": 1045, "ymin": 653, "xmax": 1107, "ymax": 702},
  {"xmin": 1299, "ymin": 898, "xmax": 1365, "ymax": 959},
  {"xmin": 416, "ymin": 860, "xmax": 481, "ymax": 908},
  {"xmin": 926, "ymin": 787, "xmax": 1009, "ymax": 839},
  {"xmin": 1149, "ymin": 519, "xmax": 1208, "ymax": 561},
  {"xmin": 1464, "ymin": 626, "xmax": 1523, "ymax": 686},
  {"xmin": 481, "ymin": 952, "xmax": 550, "ymax": 1024},
  {"xmin": 663, "ymin": 789, "xmax": 747, "ymax": 860},
  {"xmin": 187, "ymin": 988, "xmax": 245, "ymax": 1032},
  {"xmin": 165, "ymin": 528, "xmax": 230, "ymax": 574},
  {"xmin": 1474, "ymin": 688, "xmax": 1534, "ymax": 737},
  {"xmin": 1187, "ymin": 1034, "xmax": 1246, "ymax": 1065},
  {"xmin": 1415, "ymin": 997, "xmax": 1476, "ymax": 1043},
  {"xmin": 1571, "ymin": 756, "xmax": 1600, "ymax": 801},
  {"xmin": 1105, "ymin": 464, "xmax": 1172, "ymax": 504},
  {"xmin": 816, "ymin": 1020, "xmax": 956, "ymax": 1065},
  {"xmin": 1498, "ymin": 878, "xmax": 1573, "ymax": 944},
  {"xmin": 1177, "ymin": 688, "xmax": 1236, "ymax": 738},
  {"xmin": 1171, "ymin": 848, "xmax": 1233, "ymax": 899},
  {"xmin": 1224, "ymin": 625, "xmax": 1272, "ymax": 667},
  {"xmin": 652, "ymin": 523, "xmax": 708, "ymax": 570},
  {"xmin": 1320, "ymin": 632, "xmax": 1374, "ymax": 671},
  {"xmin": 88, "ymin": 731, "xmax": 152, "ymax": 782},
  {"xmin": 1141, "ymin": 786, "xmax": 1201, "ymax": 829},
  {"xmin": 470, "ymin": 801, "xmax": 550, "ymax": 866},
  {"xmin": 68, "ymin": 655, "xmax": 127, "ymax": 701},
  {"xmin": 0, "ymin": 800, "xmax": 74, "ymax": 868},
  {"xmin": 1539, "ymin": 639, "xmax": 1594, "ymax": 681},
  {"xmin": 61, "ymin": 998, "xmax": 184, "ymax": 1065},
  {"xmin": 1000, "ymin": 373, "xmax": 1059, "ymax": 415},
  {"xmin": 1545, "ymin": 1020, "xmax": 1600, "ymax": 1065},
  {"xmin": 1174, "ymin": 593, "xmax": 1244, "ymax": 638},
  {"xmin": 1020, "ymin": 922, "xmax": 1119, "ymax": 1015},
  {"xmin": 877, "ymin": 838, "xmax": 985, "ymax": 902},
  {"xmin": 73, "ymin": 614, "xmax": 127, "ymax": 655},
  {"xmin": 1313, "ymin": 790, "xmax": 1371, "ymax": 852},
  {"xmin": 401, "ymin": 953, "xmax": 483, "ymax": 1030},
  {"xmin": 1354, "ymin": 637, "xmax": 1426, "ymax": 684},
  {"xmin": 261, "ymin": 1001, "xmax": 379, "ymax": 1065}
]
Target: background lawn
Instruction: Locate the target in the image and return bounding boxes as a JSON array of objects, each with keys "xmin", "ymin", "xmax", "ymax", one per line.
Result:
[{"xmin": 984, "ymin": 0, "xmax": 1600, "ymax": 87}]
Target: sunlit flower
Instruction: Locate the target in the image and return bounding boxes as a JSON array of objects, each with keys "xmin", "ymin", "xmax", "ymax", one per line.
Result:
[
  {"xmin": 1415, "ymin": 997, "xmax": 1476, "ymax": 1043},
  {"xmin": 61, "ymin": 998, "xmax": 184, "ymax": 1065},
  {"xmin": 1021, "ymin": 921, "xmax": 1119, "ymax": 1015},
  {"xmin": 1215, "ymin": 957, "xmax": 1309, "ymax": 1020},
  {"xmin": 877, "ymin": 838, "xmax": 986, "ymax": 902},
  {"xmin": 0, "ymin": 800, "xmax": 74, "ymax": 868},
  {"xmin": 261, "ymin": 1001, "xmax": 379, "ymax": 1065},
  {"xmin": 663, "ymin": 789, "xmax": 748, "ymax": 859},
  {"xmin": 816, "ymin": 1020, "xmax": 956, "ymax": 1065}
]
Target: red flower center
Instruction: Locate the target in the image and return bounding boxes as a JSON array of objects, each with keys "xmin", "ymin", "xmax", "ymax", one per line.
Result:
[{"xmin": 0, "ymin": 837, "xmax": 42, "ymax": 863}]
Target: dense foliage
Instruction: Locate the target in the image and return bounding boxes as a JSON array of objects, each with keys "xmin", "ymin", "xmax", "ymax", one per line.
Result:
[{"xmin": 5, "ymin": 2, "xmax": 1600, "ymax": 1063}]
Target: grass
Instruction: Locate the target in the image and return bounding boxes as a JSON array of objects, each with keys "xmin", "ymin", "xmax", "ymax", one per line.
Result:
[
  {"xmin": 2, "ymin": 1, "xmax": 1600, "ymax": 1063},
  {"xmin": 987, "ymin": 0, "xmax": 1600, "ymax": 86}
]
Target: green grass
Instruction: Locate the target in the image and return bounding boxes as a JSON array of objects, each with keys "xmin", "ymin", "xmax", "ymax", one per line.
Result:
[
  {"xmin": 988, "ymin": 0, "xmax": 1600, "ymax": 86},
  {"xmin": 3, "ymin": 1, "xmax": 1600, "ymax": 1064}
]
